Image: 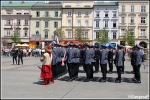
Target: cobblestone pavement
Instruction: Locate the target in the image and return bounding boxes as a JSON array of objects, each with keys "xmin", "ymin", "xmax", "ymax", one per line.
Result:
[{"xmin": 1, "ymin": 56, "xmax": 149, "ymax": 99}]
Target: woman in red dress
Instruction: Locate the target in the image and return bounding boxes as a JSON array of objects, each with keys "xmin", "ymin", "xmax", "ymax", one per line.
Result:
[{"xmin": 40, "ymin": 45, "xmax": 54, "ymax": 85}]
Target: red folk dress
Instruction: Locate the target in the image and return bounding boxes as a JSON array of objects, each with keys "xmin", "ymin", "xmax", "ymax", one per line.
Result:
[{"xmin": 40, "ymin": 53, "xmax": 53, "ymax": 79}]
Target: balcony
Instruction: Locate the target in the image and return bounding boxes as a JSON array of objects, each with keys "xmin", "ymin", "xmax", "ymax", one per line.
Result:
[
  {"xmin": 62, "ymin": 26, "xmax": 72, "ymax": 28},
  {"xmin": 128, "ymin": 23, "xmax": 136, "ymax": 26},
  {"xmin": 119, "ymin": 23, "xmax": 126, "ymax": 26},
  {"xmin": 118, "ymin": 35, "xmax": 125, "ymax": 39},
  {"xmin": 138, "ymin": 36, "xmax": 147, "ymax": 39},
  {"xmin": 138, "ymin": 23, "xmax": 147, "ymax": 27}
]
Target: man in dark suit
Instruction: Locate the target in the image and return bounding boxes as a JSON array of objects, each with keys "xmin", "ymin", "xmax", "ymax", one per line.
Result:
[
  {"xmin": 17, "ymin": 47, "xmax": 23, "ymax": 65},
  {"xmin": 93, "ymin": 46, "xmax": 100, "ymax": 73},
  {"xmin": 107, "ymin": 46, "xmax": 114, "ymax": 74},
  {"xmin": 12, "ymin": 48, "xmax": 17, "ymax": 65}
]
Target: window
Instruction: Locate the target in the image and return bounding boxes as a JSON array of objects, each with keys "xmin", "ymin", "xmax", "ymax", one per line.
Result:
[
  {"xmin": 85, "ymin": 20, "xmax": 88, "ymax": 27},
  {"xmin": 84, "ymin": 32, "xmax": 88, "ymax": 38},
  {"xmin": 25, "ymin": 20, "xmax": 28, "ymax": 25},
  {"xmin": 105, "ymin": 12, "xmax": 108, "ymax": 17},
  {"xmin": 45, "ymin": 21, "xmax": 48, "ymax": 28},
  {"xmin": 77, "ymin": 20, "xmax": 81, "ymax": 26},
  {"xmin": 105, "ymin": 21, "xmax": 108, "ymax": 27},
  {"xmin": 45, "ymin": 31, "xmax": 48, "ymax": 38},
  {"xmin": 78, "ymin": 12, "xmax": 81, "ymax": 16},
  {"xmin": 67, "ymin": 31, "xmax": 72, "ymax": 38},
  {"xmin": 36, "ymin": 21, "xmax": 39, "ymax": 27},
  {"xmin": 17, "ymin": 19, "xmax": 20, "ymax": 25},
  {"xmin": 131, "ymin": 6, "xmax": 134, "ymax": 12},
  {"xmin": 130, "ymin": 17, "xmax": 134, "ymax": 23},
  {"xmin": 6, "ymin": 20, "xmax": 11, "ymax": 25},
  {"xmin": 96, "ymin": 21, "xmax": 99, "ymax": 27},
  {"xmin": 85, "ymin": 12, "xmax": 89, "ymax": 16},
  {"xmin": 96, "ymin": 32, "xmax": 99, "ymax": 39},
  {"xmin": 122, "ymin": 6, "xmax": 125, "ymax": 12},
  {"xmin": 96, "ymin": 12, "xmax": 99, "ymax": 17},
  {"xmin": 45, "ymin": 11, "xmax": 49, "ymax": 17},
  {"xmin": 17, "ymin": 30, "xmax": 20, "ymax": 36},
  {"xmin": 121, "ymin": 17, "xmax": 125, "ymax": 23},
  {"xmin": 36, "ymin": 11, "xmax": 40, "ymax": 17},
  {"xmin": 24, "ymin": 30, "xmax": 28, "ymax": 36},
  {"xmin": 113, "ymin": 32, "xmax": 116, "ymax": 39},
  {"xmin": 140, "ymin": 29, "xmax": 146, "ymax": 36},
  {"xmin": 141, "ymin": 17, "xmax": 146, "ymax": 23},
  {"xmin": 141, "ymin": 6, "xmax": 146, "ymax": 12},
  {"xmin": 36, "ymin": 31, "xmax": 39, "ymax": 35},
  {"xmin": 113, "ymin": 12, "xmax": 116, "ymax": 17},
  {"xmin": 54, "ymin": 22, "xmax": 58, "ymax": 28},
  {"xmin": 130, "ymin": 29, "xmax": 135, "ymax": 35},
  {"xmin": 67, "ymin": 20, "xmax": 71, "ymax": 26},
  {"xmin": 121, "ymin": 29, "xmax": 125, "ymax": 36},
  {"xmin": 55, "ymin": 11, "xmax": 58, "ymax": 17},
  {"xmin": 6, "ymin": 30, "xmax": 10, "ymax": 36},
  {"xmin": 113, "ymin": 21, "xmax": 116, "ymax": 27},
  {"xmin": 68, "ymin": 11, "xmax": 72, "ymax": 16}
]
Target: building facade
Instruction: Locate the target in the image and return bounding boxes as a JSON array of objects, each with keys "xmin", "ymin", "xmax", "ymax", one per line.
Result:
[
  {"xmin": 62, "ymin": 1, "xmax": 94, "ymax": 43},
  {"xmin": 118, "ymin": 1, "xmax": 149, "ymax": 48},
  {"xmin": 93, "ymin": 1, "xmax": 119, "ymax": 45},
  {"xmin": 1, "ymin": 1, "xmax": 35, "ymax": 46},
  {"xmin": 30, "ymin": 2, "xmax": 62, "ymax": 41}
]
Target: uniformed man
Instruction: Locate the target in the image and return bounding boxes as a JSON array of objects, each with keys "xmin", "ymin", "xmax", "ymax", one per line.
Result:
[
  {"xmin": 121, "ymin": 48, "xmax": 125, "ymax": 74},
  {"xmin": 132, "ymin": 44, "xmax": 143, "ymax": 83},
  {"xmin": 99, "ymin": 44, "xmax": 108, "ymax": 82},
  {"xmin": 93, "ymin": 46, "xmax": 100, "ymax": 73},
  {"xmin": 67, "ymin": 43, "xmax": 74, "ymax": 81},
  {"xmin": 83, "ymin": 44, "xmax": 95, "ymax": 82},
  {"xmin": 107, "ymin": 46, "xmax": 114, "ymax": 74},
  {"xmin": 130, "ymin": 46, "xmax": 136, "ymax": 74},
  {"xmin": 114, "ymin": 44, "xmax": 124, "ymax": 83},
  {"xmin": 12, "ymin": 48, "xmax": 17, "ymax": 65}
]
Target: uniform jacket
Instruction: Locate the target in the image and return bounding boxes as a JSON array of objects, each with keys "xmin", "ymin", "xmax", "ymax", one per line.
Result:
[
  {"xmin": 133, "ymin": 50, "xmax": 143, "ymax": 66},
  {"xmin": 51, "ymin": 49, "xmax": 57, "ymax": 65},
  {"xmin": 67, "ymin": 48, "xmax": 74, "ymax": 63},
  {"xmin": 72, "ymin": 48, "xmax": 80, "ymax": 63},
  {"xmin": 84, "ymin": 48, "xmax": 95, "ymax": 64},
  {"xmin": 108, "ymin": 49, "xmax": 114, "ymax": 61},
  {"xmin": 115, "ymin": 50, "xmax": 123, "ymax": 66},
  {"xmin": 100, "ymin": 49, "xmax": 108, "ymax": 64},
  {"xmin": 94, "ymin": 49, "xmax": 100, "ymax": 61}
]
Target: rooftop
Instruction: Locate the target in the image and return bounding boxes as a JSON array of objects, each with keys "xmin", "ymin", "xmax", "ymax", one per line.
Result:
[
  {"xmin": 31, "ymin": 2, "xmax": 62, "ymax": 8},
  {"xmin": 2, "ymin": 2, "xmax": 36, "ymax": 8},
  {"xmin": 94, "ymin": 2, "xmax": 118, "ymax": 6}
]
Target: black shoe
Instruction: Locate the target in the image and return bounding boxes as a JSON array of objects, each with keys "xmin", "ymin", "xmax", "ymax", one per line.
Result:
[
  {"xmin": 132, "ymin": 77, "xmax": 137, "ymax": 83},
  {"xmin": 115, "ymin": 79, "xmax": 121, "ymax": 83},
  {"xmin": 83, "ymin": 79, "xmax": 89, "ymax": 82},
  {"xmin": 108, "ymin": 71, "xmax": 113, "ymax": 74},
  {"xmin": 99, "ymin": 78, "xmax": 106, "ymax": 82},
  {"xmin": 131, "ymin": 71, "xmax": 134, "ymax": 74},
  {"xmin": 67, "ymin": 78, "xmax": 74, "ymax": 82},
  {"xmin": 121, "ymin": 72, "xmax": 124, "ymax": 74},
  {"xmin": 136, "ymin": 81, "xmax": 141, "ymax": 83}
]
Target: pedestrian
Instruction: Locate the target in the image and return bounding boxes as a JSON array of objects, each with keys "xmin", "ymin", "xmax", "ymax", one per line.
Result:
[
  {"xmin": 107, "ymin": 46, "xmax": 114, "ymax": 74},
  {"xmin": 40, "ymin": 45, "xmax": 54, "ymax": 85},
  {"xmin": 99, "ymin": 44, "xmax": 108, "ymax": 82},
  {"xmin": 114, "ymin": 44, "xmax": 124, "ymax": 83},
  {"xmin": 12, "ymin": 48, "xmax": 17, "ymax": 65},
  {"xmin": 130, "ymin": 46, "xmax": 136, "ymax": 74},
  {"xmin": 17, "ymin": 47, "xmax": 23, "ymax": 65},
  {"xmin": 121, "ymin": 48, "xmax": 125, "ymax": 74},
  {"xmin": 93, "ymin": 46, "xmax": 100, "ymax": 73},
  {"xmin": 132, "ymin": 44, "xmax": 143, "ymax": 83}
]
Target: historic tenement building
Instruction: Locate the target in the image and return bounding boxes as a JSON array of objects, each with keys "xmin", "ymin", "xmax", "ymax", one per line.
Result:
[
  {"xmin": 118, "ymin": 1, "xmax": 149, "ymax": 48},
  {"xmin": 1, "ymin": 1, "xmax": 35, "ymax": 46},
  {"xmin": 93, "ymin": 1, "xmax": 119, "ymax": 45}
]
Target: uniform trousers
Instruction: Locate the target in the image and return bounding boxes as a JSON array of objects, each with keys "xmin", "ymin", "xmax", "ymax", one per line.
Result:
[
  {"xmin": 72, "ymin": 63, "xmax": 79, "ymax": 78},
  {"xmin": 121, "ymin": 61, "xmax": 125, "ymax": 72},
  {"xmin": 116, "ymin": 66, "xmax": 122, "ymax": 81},
  {"xmin": 52, "ymin": 65, "xmax": 56, "ymax": 78},
  {"xmin": 94, "ymin": 61, "xmax": 99, "ymax": 72},
  {"xmin": 13, "ymin": 57, "xmax": 17, "ymax": 64},
  {"xmin": 85, "ymin": 64, "xmax": 93, "ymax": 80},
  {"xmin": 133, "ymin": 65, "xmax": 141, "ymax": 81},
  {"xmin": 56, "ymin": 62, "xmax": 62, "ymax": 77},
  {"xmin": 67, "ymin": 63, "xmax": 73, "ymax": 79},
  {"xmin": 100, "ymin": 64, "xmax": 107, "ymax": 80},
  {"xmin": 108, "ymin": 60, "xmax": 113, "ymax": 72}
]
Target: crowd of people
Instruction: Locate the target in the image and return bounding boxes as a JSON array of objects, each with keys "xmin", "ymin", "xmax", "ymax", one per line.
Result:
[{"xmin": 39, "ymin": 43, "xmax": 144, "ymax": 85}]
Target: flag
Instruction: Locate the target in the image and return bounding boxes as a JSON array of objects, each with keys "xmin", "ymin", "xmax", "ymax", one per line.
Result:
[{"xmin": 53, "ymin": 34, "xmax": 59, "ymax": 44}]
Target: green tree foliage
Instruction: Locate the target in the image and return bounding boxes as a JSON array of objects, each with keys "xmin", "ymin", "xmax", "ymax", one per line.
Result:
[
  {"xmin": 96, "ymin": 28, "xmax": 110, "ymax": 44},
  {"xmin": 73, "ymin": 26, "xmax": 86, "ymax": 43},
  {"xmin": 10, "ymin": 30, "xmax": 21, "ymax": 44},
  {"xmin": 52, "ymin": 27, "xmax": 66, "ymax": 40},
  {"xmin": 122, "ymin": 29, "xmax": 135, "ymax": 46}
]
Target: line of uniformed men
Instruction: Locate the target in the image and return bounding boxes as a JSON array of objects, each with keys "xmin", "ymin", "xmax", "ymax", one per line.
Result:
[{"xmin": 50, "ymin": 43, "xmax": 143, "ymax": 83}]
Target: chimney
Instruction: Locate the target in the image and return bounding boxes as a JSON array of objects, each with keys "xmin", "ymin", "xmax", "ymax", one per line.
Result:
[{"xmin": 9, "ymin": 0, "xmax": 12, "ymax": 4}]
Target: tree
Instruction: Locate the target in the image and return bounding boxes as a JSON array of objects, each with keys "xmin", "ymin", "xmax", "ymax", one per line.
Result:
[
  {"xmin": 51, "ymin": 27, "xmax": 66, "ymax": 40},
  {"xmin": 11, "ymin": 30, "xmax": 21, "ymax": 44},
  {"xmin": 122, "ymin": 29, "xmax": 135, "ymax": 46},
  {"xmin": 73, "ymin": 26, "xmax": 86, "ymax": 43},
  {"xmin": 96, "ymin": 28, "xmax": 109, "ymax": 44}
]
